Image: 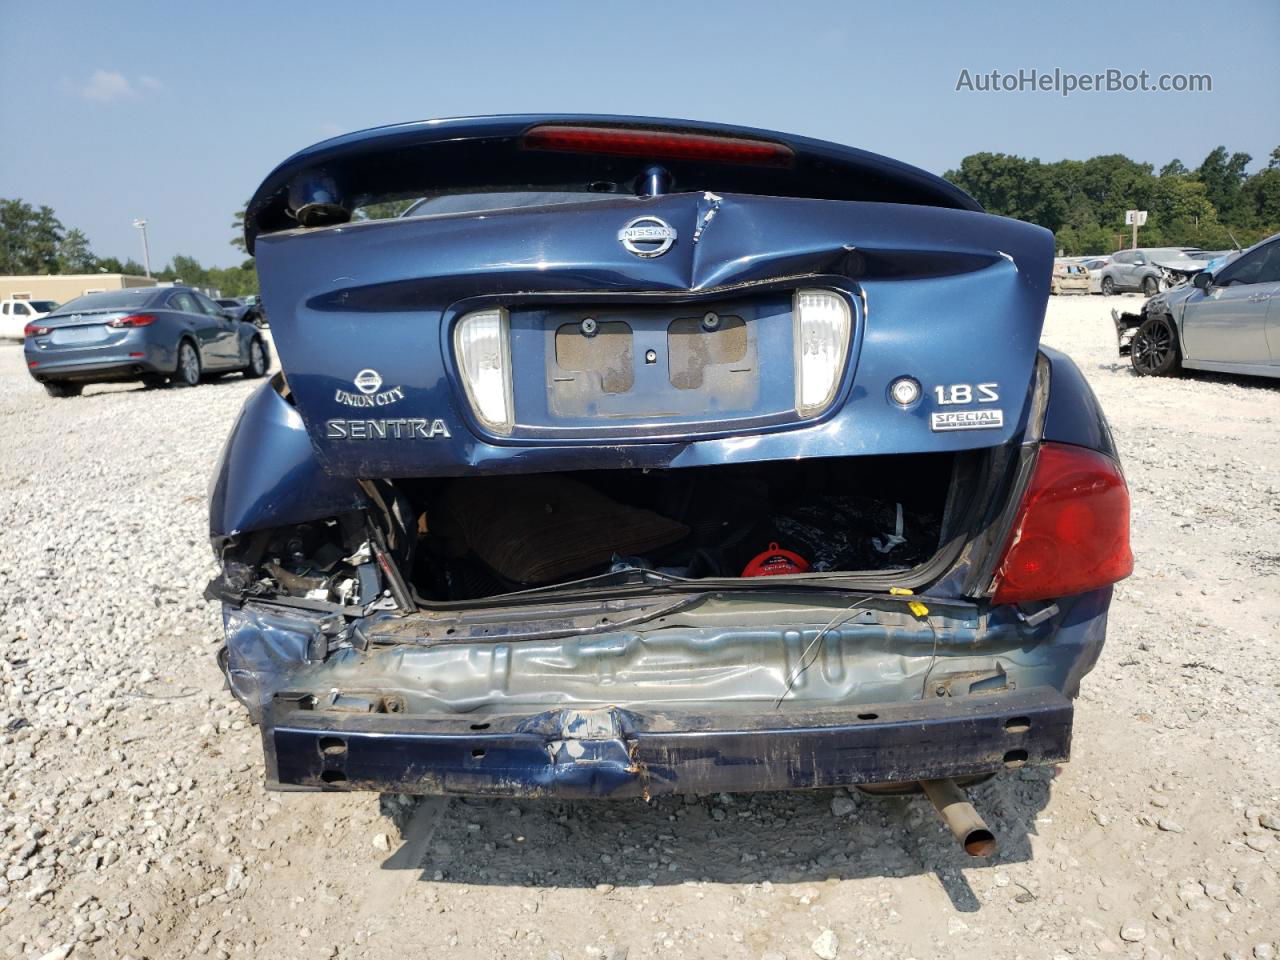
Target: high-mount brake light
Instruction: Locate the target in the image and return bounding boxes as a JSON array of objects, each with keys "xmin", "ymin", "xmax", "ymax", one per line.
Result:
[
  {"xmin": 522, "ymin": 125, "xmax": 795, "ymax": 167},
  {"xmin": 991, "ymin": 442, "xmax": 1133, "ymax": 606},
  {"xmin": 107, "ymin": 313, "xmax": 156, "ymax": 328}
]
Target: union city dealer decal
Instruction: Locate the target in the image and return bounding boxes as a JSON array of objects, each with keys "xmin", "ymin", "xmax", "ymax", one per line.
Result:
[
  {"xmin": 334, "ymin": 368, "xmax": 406, "ymax": 408},
  {"xmin": 328, "ymin": 369, "xmax": 450, "ymax": 438}
]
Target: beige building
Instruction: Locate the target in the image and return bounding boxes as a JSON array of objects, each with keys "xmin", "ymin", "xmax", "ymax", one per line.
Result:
[{"xmin": 0, "ymin": 273, "xmax": 157, "ymax": 304}]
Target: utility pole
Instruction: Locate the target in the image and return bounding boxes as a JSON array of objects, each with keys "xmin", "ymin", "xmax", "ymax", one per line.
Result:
[{"xmin": 132, "ymin": 218, "xmax": 151, "ymax": 277}]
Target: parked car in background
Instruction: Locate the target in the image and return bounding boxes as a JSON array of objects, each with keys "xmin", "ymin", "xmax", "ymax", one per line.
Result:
[
  {"xmin": 1050, "ymin": 260, "xmax": 1090, "ymax": 295},
  {"xmin": 216, "ymin": 296, "xmax": 267, "ymax": 328},
  {"xmin": 1, "ymin": 298, "xmax": 60, "ymax": 340},
  {"xmin": 206, "ymin": 116, "xmax": 1132, "ymax": 852},
  {"xmin": 1097, "ymin": 248, "xmax": 1212, "ymax": 295},
  {"xmin": 24, "ymin": 285, "xmax": 270, "ymax": 397},
  {"xmin": 1113, "ymin": 232, "xmax": 1280, "ymax": 379},
  {"xmin": 1082, "ymin": 257, "xmax": 1110, "ymax": 294}
]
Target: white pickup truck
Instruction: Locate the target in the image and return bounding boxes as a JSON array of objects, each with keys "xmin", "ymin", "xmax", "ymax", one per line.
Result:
[{"xmin": 0, "ymin": 299, "xmax": 61, "ymax": 340}]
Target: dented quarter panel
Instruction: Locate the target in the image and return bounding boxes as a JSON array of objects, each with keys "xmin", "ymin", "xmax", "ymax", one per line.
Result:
[{"xmin": 208, "ymin": 378, "xmax": 366, "ymax": 537}]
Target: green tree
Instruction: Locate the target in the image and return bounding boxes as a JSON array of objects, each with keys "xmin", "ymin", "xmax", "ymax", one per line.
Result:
[
  {"xmin": 0, "ymin": 199, "xmax": 65, "ymax": 274},
  {"xmin": 1195, "ymin": 147, "xmax": 1252, "ymax": 222},
  {"xmin": 1071, "ymin": 154, "xmax": 1155, "ymax": 230},
  {"xmin": 157, "ymin": 253, "xmax": 258, "ymax": 297},
  {"xmin": 1239, "ymin": 166, "xmax": 1280, "ymax": 229},
  {"xmin": 231, "ymin": 201, "xmax": 249, "ymax": 254},
  {"xmin": 95, "ymin": 256, "xmax": 148, "ymax": 275},
  {"xmin": 946, "ymin": 146, "xmax": 1280, "ymax": 254},
  {"xmin": 157, "ymin": 254, "xmax": 210, "ymax": 288},
  {"xmin": 944, "ymin": 153, "xmax": 1068, "ymax": 232},
  {"xmin": 56, "ymin": 228, "xmax": 96, "ymax": 273}
]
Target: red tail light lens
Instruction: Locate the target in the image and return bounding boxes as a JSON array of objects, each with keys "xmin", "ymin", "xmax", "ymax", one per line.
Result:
[
  {"xmin": 522, "ymin": 124, "xmax": 794, "ymax": 167},
  {"xmin": 991, "ymin": 442, "xmax": 1133, "ymax": 606},
  {"xmin": 23, "ymin": 323, "xmax": 51, "ymax": 337},
  {"xmin": 107, "ymin": 313, "xmax": 156, "ymax": 328}
]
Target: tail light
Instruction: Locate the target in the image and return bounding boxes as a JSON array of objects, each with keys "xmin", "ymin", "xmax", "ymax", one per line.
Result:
[
  {"xmin": 107, "ymin": 313, "xmax": 156, "ymax": 328},
  {"xmin": 454, "ymin": 308, "xmax": 513, "ymax": 434},
  {"xmin": 523, "ymin": 124, "xmax": 794, "ymax": 167},
  {"xmin": 23, "ymin": 323, "xmax": 51, "ymax": 337},
  {"xmin": 991, "ymin": 442, "xmax": 1133, "ymax": 606},
  {"xmin": 793, "ymin": 289, "xmax": 852, "ymax": 416}
]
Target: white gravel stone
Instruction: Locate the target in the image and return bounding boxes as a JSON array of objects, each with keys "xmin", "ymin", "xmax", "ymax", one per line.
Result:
[
  {"xmin": 1119, "ymin": 920, "xmax": 1146, "ymax": 942},
  {"xmin": 811, "ymin": 929, "xmax": 839, "ymax": 959}
]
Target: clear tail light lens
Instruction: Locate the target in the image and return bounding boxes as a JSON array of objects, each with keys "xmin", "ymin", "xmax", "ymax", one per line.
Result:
[
  {"xmin": 991, "ymin": 442, "xmax": 1133, "ymax": 606},
  {"xmin": 793, "ymin": 289, "xmax": 851, "ymax": 416},
  {"xmin": 107, "ymin": 313, "xmax": 156, "ymax": 328},
  {"xmin": 454, "ymin": 308, "xmax": 513, "ymax": 434}
]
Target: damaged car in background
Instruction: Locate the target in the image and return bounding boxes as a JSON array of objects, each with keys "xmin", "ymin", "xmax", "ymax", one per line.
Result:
[
  {"xmin": 1096, "ymin": 246, "xmax": 1222, "ymax": 296},
  {"xmin": 207, "ymin": 116, "xmax": 1133, "ymax": 856},
  {"xmin": 1113, "ymin": 232, "xmax": 1280, "ymax": 378}
]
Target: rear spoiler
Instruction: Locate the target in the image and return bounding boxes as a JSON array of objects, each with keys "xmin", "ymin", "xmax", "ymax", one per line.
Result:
[{"xmin": 244, "ymin": 114, "xmax": 981, "ymax": 253}]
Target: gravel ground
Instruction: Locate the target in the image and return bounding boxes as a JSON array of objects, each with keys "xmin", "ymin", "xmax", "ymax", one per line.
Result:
[{"xmin": 0, "ymin": 296, "xmax": 1277, "ymax": 960}]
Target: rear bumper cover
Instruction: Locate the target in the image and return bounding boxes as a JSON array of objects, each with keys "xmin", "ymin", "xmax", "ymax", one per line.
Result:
[
  {"xmin": 263, "ymin": 686, "xmax": 1071, "ymax": 798},
  {"xmin": 26, "ymin": 352, "xmax": 169, "ymax": 381}
]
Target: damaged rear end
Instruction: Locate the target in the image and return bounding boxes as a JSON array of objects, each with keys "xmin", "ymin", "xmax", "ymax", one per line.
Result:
[{"xmin": 209, "ymin": 117, "xmax": 1131, "ymax": 832}]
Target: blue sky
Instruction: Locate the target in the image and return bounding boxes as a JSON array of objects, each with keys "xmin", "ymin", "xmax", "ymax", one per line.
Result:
[{"xmin": 2, "ymin": 0, "xmax": 1277, "ymax": 268}]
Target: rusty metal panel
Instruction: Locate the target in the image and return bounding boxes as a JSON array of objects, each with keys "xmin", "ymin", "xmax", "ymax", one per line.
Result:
[
  {"xmin": 553, "ymin": 321, "xmax": 634, "ymax": 394},
  {"xmin": 267, "ymin": 687, "xmax": 1073, "ymax": 797},
  {"xmin": 667, "ymin": 314, "xmax": 750, "ymax": 390}
]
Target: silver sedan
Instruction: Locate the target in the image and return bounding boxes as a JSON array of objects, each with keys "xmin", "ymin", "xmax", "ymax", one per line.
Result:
[{"xmin": 1114, "ymin": 233, "xmax": 1280, "ymax": 379}]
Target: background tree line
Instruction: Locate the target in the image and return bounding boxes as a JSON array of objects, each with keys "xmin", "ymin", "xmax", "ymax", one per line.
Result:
[
  {"xmin": 945, "ymin": 145, "xmax": 1280, "ymax": 255},
  {"xmin": 0, "ymin": 197, "xmax": 259, "ymax": 297}
]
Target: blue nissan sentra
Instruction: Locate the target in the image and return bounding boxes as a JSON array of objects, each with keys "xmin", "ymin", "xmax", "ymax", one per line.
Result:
[
  {"xmin": 24, "ymin": 285, "xmax": 269, "ymax": 397},
  {"xmin": 207, "ymin": 116, "xmax": 1131, "ymax": 855}
]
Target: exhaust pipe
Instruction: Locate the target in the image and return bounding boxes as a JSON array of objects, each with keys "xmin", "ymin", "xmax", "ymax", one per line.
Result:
[{"xmin": 920, "ymin": 778, "xmax": 997, "ymax": 857}]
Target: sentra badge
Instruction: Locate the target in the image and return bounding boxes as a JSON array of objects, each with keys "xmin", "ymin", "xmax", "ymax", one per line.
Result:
[
  {"xmin": 335, "ymin": 368, "xmax": 405, "ymax": 408},
  {"xmin": 326, "ymin": 419, "xmax": 452, "ymax": 439}
]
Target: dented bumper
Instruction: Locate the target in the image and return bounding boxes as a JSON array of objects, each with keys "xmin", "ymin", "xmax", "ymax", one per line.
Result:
[
  {"xmin": 224, "ymin": 588, "xmax": 1109, "ymax": 798},
  {"xmin": 264, "ymin": 687, "xmax": 1071, "ymax": 798}
]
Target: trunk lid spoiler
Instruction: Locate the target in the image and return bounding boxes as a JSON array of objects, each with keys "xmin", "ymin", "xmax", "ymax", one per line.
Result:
[{"xmin": 244, "ymin": 114, "xmax": 980, "ymax": 252}]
